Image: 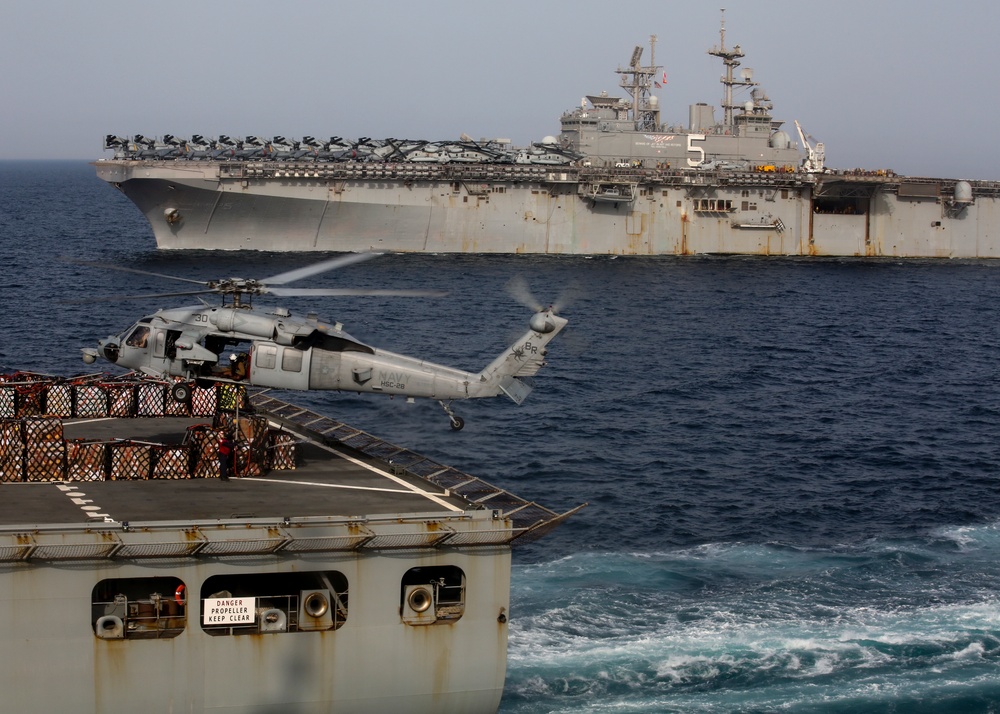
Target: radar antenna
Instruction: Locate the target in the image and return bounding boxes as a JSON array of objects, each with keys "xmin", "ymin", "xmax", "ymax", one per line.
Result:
[
  {"xmin": 708, "ymin": 8, "xmax": 756, "ymax": 130},
  {"xmin": 615, "ymin": 34, "xmax": 662, "ymax": 132}
]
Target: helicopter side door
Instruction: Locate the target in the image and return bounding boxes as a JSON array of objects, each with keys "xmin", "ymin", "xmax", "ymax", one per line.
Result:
[
  {"xmin": 148, "ymin": 328, "xmax": 184, "ymax": 376},
  {"xmin": 248, "ymin": 341, "xmax": 312, "ymax": 390}
]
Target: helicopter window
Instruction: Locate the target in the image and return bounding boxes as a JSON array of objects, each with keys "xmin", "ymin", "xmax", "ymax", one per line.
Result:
[
  {"xmin": 152, "ymin": 330, "xmax": 166, "ymax": 358},
  {"xmin": 255, "ymin": 344, "xmax": 277, "ymax": 370},
  {"xmin": 125, "ymin": 326, "xmax": 150, "ymax": 349},
  {"xmin": 281, "ymin": 349, "xmax": 303, "ymax": 372}
]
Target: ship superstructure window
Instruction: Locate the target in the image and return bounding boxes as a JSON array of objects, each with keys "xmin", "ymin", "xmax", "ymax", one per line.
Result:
[
  {"xmin": 200, "ymin": 570, "xmax": 348, "ymax": 636},
  {"xmin": 400, "ymin": 566, "xmax": 465, "ymax": 626},
  {"xmin": 694, "ymin": 199, "xmax": 733, "ymax": 213},
  {"xmin": 92, "ymin": 576, "xmax": 187, "ymax": 640}
]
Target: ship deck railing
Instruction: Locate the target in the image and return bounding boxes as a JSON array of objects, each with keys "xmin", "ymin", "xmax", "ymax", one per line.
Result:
[
  {"xmin": 105, "ymin": 155, "xmax": 1000, "ymax": 197},
  {"xmin": 249, "ymin": 390, "xmax": 583, "ymax": 545}
]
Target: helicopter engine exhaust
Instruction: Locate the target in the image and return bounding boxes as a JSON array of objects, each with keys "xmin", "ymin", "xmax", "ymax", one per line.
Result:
[{"xmin": 212, "ymin": 308, "xmax": 278, "ymax": 338}]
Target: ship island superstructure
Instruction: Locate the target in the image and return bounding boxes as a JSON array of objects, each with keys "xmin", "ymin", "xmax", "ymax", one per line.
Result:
[
  {"xmin": 94, "ymin": 17, "xmax": 1000, "ymax": 258},
  {"xmin": 0, "ymin": 374, "xmax": 579, "ymax": 714}
]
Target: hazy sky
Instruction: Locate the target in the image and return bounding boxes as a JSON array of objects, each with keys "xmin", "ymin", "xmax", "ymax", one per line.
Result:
[{"xmin": 3, "ymin": 0, "xmax": 998, "ymax": 178}]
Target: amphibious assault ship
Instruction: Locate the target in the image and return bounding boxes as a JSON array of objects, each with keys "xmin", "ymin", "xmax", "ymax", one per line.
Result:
[
  {"xmin": 0, "ymin": 373, "xmax": 579, "ymax": 713},
  {"xmin": 94, "ymin": 17, "xmax": 1000, "ymax": 258}
]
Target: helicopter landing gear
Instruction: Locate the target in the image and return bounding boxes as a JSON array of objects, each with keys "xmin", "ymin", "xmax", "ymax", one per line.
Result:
[
  {"xmin": 170, "ymin": 381, "xmax": 192, "ymax": 404},
  {"xmin": 438, "ymin": 400, "xmax": 465, "ymax": 431}
]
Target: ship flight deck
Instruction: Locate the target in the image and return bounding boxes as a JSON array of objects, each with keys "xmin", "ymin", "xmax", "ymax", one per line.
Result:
[{"xmin": 0, "ymin": 391, "xmax": 578, "ymax": 559}]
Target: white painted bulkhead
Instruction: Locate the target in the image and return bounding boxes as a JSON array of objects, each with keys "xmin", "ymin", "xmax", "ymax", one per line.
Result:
[{"xmin": 0, "ymin": 545, "xmax": 510, "ymax": 713}]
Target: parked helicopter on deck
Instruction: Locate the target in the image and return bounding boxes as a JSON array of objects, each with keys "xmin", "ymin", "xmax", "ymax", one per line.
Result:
[{"xmin": 76, "ymin": 254, "xmax": 567, "ymax": 429}]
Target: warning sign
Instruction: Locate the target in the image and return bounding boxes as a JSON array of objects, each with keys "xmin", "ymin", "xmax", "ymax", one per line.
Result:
[{"xmin": 203, "ymin": 597, "xmax": 256, "ymax": 625}]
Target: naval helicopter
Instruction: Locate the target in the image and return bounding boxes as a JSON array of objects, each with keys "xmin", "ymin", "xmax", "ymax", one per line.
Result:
[{"xmin": 76, "ymin": 254, "xmax": 568, "ymax": 429}]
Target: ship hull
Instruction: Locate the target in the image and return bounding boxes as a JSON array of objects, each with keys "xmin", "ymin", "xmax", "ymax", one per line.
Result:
[
  {"xmin": 97, "ymin": 160, "xmax": 1000, "ymax": 257},
  {"xmin": 4, "ymin": 549, "xmax": 509, "ymax": 714}
]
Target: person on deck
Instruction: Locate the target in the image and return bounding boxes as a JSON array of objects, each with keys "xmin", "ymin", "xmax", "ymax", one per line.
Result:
[{"xmin": 218, "ymin": 433, "xmax": 234, "ymax": 481}]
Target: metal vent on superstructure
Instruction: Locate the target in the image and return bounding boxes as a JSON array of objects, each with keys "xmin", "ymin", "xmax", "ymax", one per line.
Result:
[{"xmin": 250, "ymin": 391, "xmax": 580, "ymax": 542}]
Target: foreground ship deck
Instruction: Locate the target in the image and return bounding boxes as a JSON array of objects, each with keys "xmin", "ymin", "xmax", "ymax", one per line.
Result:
[{"xmin": 0, "ymin": 384, "xmax": 577, "ymax": 714}]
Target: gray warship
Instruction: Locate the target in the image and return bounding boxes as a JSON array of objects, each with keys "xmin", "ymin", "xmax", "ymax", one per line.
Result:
[
  {"xmin": 0, "ymin": 373, "xmax": 580, "ymax": 713},
  {"xmin": 94, "ymin": 17, "xmax": 1000, "ymax": 257}
]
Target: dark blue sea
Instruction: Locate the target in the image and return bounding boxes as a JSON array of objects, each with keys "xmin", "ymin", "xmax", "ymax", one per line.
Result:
[{"xmin": 4, "ymin": 160, "xmax": 1000, "ymax": 713}]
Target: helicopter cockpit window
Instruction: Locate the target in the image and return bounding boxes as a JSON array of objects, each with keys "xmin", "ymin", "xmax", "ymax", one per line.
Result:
[{"xmin": 125, "ymin": 326, "xmax": 150, "ymax": 349}]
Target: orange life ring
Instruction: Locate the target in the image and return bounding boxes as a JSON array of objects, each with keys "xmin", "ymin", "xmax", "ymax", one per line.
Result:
[{"xmin": 175, "ymin": 583, "xmax": 186, "ymax": 605}]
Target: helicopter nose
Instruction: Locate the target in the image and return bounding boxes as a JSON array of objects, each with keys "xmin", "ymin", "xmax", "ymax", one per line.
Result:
[{"xmin": 98, "ymin": 338, "xmax": 120, "ymax": 363}]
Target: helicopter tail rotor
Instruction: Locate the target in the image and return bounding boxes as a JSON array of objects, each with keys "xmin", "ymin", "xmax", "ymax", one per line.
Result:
[
  {"xmin": 505, "ymin": 275, "xmax": 581, "ymax": 315},
  {"xmin": 474, "ymin": 305, "xmax": 569, "ymax": 403}
]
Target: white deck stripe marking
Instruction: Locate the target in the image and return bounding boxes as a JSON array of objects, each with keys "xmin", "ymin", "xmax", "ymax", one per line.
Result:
[
  {"xmin": 54, "ymin": 482, "xmax": 113, "ymax": 520},
  {"xmin": 240, "ymin": 477, "xmax": 428, "ymax": 495},
  {"xmin": 305, "ymin": 439, "xmax": 462, "ymax": 512}
]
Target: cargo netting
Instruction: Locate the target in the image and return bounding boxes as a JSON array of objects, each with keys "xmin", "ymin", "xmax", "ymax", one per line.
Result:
[
  {"xmin": 0, "ymin": 420, "xmax": 23, "ymax": 482},
  {"xmin": 25, "ymin": 441, "xmax": 66, "ymax": 482},
  {"xmin": 187, "ymin": 425, "xmax": 224, "ymax": 479},
  {"xmin": 151, "ymin": 445, "xmax": 190, "ymax": 479},
  {"xmin": 45, "ymin": 384, "xmax": 74, "ymax": 417},
  {"xmin": 267, "ymin": 431, "xmax": 296, "ymax": 470},
  {"xmin": 0, "ymin": 374, "xmax": 283, "ymax": 483},
  {"xmin": 75, "ymin": 385, "xmax": 108, "ymax": 417},
  {"xmin": 109, "ymin": 442, "xmax": 152, "ymax": 480},
  {"xmin": 191, "ymin": 385, "xmax": 217, "ymax": 417},
  {"xmin": 23, "ymin": 416, "xmax": 63, "ymax": 443},
  {"xmin": 66, "ymin": 441, "xmax": 106, "ymax": 481},
  {"xmin": 0, "ymin": 390, "xmax": 13, "ymax": 420},
  {"xmin": 136, "ymin": 382, "xmax": 166, "ymax": 417},
  {"xmin": 105, "ymin": 384, "xmax": 136, "ymax": 417},
  {"xmin": 218, "ymin": 384, "xmax": 249, "ymax": 411}
]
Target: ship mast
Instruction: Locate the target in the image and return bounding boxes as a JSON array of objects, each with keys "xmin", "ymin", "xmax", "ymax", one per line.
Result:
[
  {"xmin": 708, "ymin": 8, "xmax": 756, "ymax": 131},
  {"xmin": 616, "ymin": 34, "xmax": 661, "ymax": 132}
]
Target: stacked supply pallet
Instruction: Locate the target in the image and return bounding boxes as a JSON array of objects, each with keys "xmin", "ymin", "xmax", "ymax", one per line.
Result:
[
  {"xmin": 23, "ymin": 416, "xmax": 65, "ymax": 482},
  {"xmin": 0, "ymin": 420, "xmax": 23, "ymax": 482}
]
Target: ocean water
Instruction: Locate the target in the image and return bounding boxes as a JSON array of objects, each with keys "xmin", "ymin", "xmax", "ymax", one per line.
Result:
[{"xmin": 4, "ymin": 160, "xmax": 1000, "ymax": 712}]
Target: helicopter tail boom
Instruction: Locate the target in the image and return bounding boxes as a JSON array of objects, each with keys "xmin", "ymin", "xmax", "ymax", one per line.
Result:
[{"xmin": 474, "ymin": 309, "xmax": 567, "ymax": 402}]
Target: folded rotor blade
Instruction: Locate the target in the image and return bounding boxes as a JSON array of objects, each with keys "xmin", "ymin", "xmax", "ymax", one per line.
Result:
[{"xmin": 261, "ymin": 252, "xmax": 382, "ymax": 286}]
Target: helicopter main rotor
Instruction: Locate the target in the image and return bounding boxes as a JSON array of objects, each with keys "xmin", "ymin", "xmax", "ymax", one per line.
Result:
[{"xmin": 65, "ymin": 253, "xmax": 446, "ymax": 306}]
